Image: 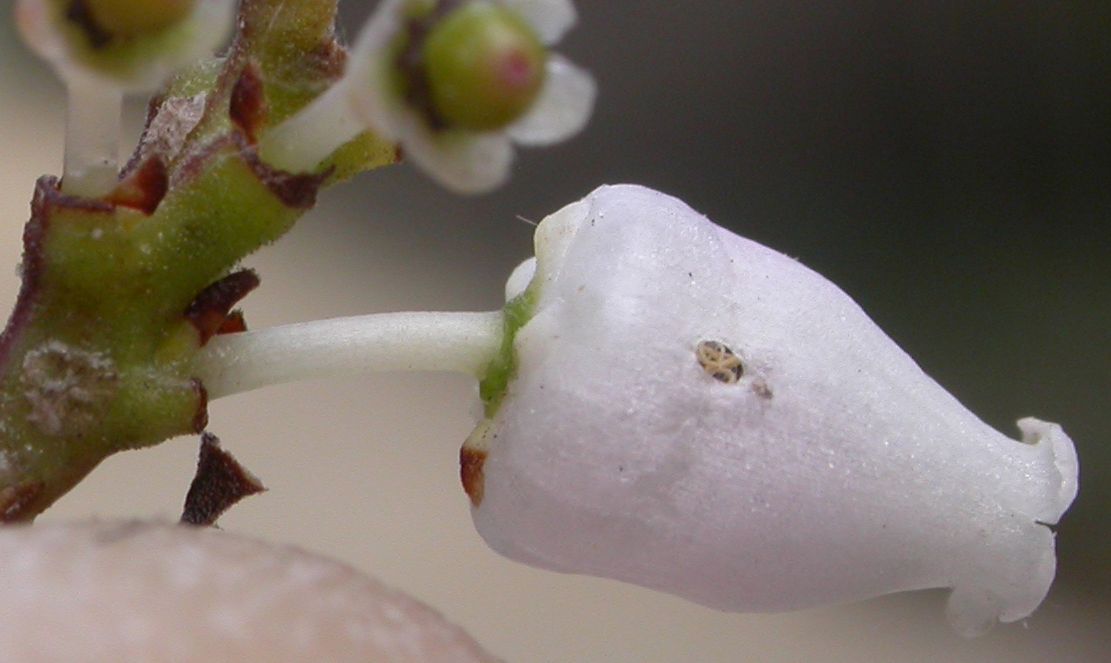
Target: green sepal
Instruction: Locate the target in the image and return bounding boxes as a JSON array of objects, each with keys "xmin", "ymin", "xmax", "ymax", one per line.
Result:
[{"xmin": 478, "ymin": 288, "xmax": 537, "ymax": 418}]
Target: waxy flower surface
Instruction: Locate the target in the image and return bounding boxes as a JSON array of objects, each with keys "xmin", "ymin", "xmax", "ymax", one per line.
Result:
[{"xmin": 463, "ymin": 185, "xmax": 1079, "ymax": 635}]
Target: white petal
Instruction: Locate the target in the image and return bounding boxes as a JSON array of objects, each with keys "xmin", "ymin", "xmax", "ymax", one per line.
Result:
[
  {"xmin": 344, "ymin": 0, "xmax": 408, "ymax": 140},
  {"xmin": 469, "ymin": 184, "xmax": 1079, "ymax": 635},
  {"xmin": 348, "ymin": 0, "xmax": 407, "ymax": 64},
  {"xmin": 402, "ymin": 121, "xmax": 515, "ymax": 194},
  {"xmin": 343, "ymin": 63, "xmax": 405, "ymax": 143},
  {"xmin": 507, "ymin": 56, "xmax": 595, "ymax": 146},
  {"xmin": 501, "ymin": 0, "xmax": 578, "ymax": 45},
  {"xmin": 14, "ymin": 1, "xmax": 63, "ymax": 64},
  {"xmin": 505, "ymin": 257, "xmax": 537, "ymax": 301},
  {"xmin": 15, "ymin": 0, "xmax": 236, "ymax": 92}
]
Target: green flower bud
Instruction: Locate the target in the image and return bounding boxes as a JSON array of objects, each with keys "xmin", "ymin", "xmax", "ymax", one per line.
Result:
[
  {"xmin": 83, "ymin": 0, "xmax": 196, "ymax": 39},
  {"xmin": 423, "ymin": 3, "xmax": 547, "ymax": 131}
]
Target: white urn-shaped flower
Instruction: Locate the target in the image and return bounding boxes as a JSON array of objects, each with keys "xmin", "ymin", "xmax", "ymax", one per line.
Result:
[
  {"xmin": 462, "ymin": 184, "xmax": 1078, "ymax": 635},
  {"xmin": 195, "ymin": 183, "xmax": 1079, "ymax": 635}
]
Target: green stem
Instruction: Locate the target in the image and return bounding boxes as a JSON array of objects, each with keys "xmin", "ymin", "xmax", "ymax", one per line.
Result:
[{"xmin": 0, "ymin": 0, "xmax": 396, "ymax": 522}]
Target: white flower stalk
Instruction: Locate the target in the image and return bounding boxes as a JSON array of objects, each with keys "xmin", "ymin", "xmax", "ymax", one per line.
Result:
[
  {"xmin": 193, "ymin": 184, "xmax": 1078, "ymax": 635},
  {"xmin": 15, "ymin": 0, "xmax": 236, "ymax": 196},
  {"xmin": 61, "ymin": 74, "xmax": 123, "ymax": 197},
  {"xmin": 0, "ymin": 521, "xmax": 496, "ymax": 661},
  {"xmin": 259, "ymin": 0, "xmax": 595, "ymax": 192},
  {"xmin": 196, "ymin": 311, "xmax": 504, "ymax": 399}
]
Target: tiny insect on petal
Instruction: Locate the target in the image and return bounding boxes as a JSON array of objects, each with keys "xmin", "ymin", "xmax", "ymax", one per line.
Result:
[{"xmin": 695, "ymin": 340, "xmax": 743, "ymax": 384}]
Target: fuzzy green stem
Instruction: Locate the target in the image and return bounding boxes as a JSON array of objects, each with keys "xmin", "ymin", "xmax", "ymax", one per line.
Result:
[
  {"xmin": 194, "ymin": 311, "xmax": 504, "ymax": 398},
  {"xmin": 0, "ymin": 0, "xmax": 396, "ymax": 522},
  {"xmin": 62, "ymin": 77, "xmax": 122, "ymax": 197}
]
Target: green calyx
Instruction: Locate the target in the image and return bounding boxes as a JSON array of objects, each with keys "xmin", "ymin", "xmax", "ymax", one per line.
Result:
[
  {"xmin": 423, "ymin": 3, "xmax": 547, "ymax": 131},
  {"xmin": 478, "ymin": 287, "xmax": 536, "ymax": 417},
  {"xmin": 83, "ymin": 0, "xmax": 196, "ymax": 38}
]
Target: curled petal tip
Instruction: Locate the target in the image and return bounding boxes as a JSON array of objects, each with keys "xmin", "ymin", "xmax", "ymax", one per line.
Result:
[{"xmin": 1016, "ymin": 417, "xmax": 1080, "ymax": 524}]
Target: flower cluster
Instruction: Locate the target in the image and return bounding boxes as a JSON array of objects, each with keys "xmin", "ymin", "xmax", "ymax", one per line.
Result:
[{"xmin": 7, "ymin": 0, "xmax": 1080, "ymax": 647}]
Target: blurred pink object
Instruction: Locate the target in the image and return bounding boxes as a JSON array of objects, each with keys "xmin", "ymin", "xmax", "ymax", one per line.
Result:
[{"xmin": 0, "ymin": 521, "xmax": 498, "ymax": 662}]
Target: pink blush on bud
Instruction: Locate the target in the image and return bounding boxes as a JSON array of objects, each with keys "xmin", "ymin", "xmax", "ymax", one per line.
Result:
[{"xmin": 498, "ymin": 50, "xmax": 540, "ymax": 90}]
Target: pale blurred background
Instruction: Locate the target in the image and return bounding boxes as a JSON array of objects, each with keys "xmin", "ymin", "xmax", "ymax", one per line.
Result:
[{"xmin": 1, "ymin": 2, "xmax": 1109, "ymax": 661}]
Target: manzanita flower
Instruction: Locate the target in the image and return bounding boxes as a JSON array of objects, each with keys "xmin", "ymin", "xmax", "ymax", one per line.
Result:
[
  {"xmin": 462, "ymin": 185, "xmax": 1079, "ymax": 636},
  {"xmin": 259, "ymin": 0, "xmax": 595, "ymax": 192},
  {"xmin": 195, "ymin": 184, "xmax": 1078, "ymax": 635}
]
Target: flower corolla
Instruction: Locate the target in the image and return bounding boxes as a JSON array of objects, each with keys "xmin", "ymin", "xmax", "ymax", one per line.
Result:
[{"xmin": 463, "ymin": 184, "xmax": 1079, "ymax": 635}]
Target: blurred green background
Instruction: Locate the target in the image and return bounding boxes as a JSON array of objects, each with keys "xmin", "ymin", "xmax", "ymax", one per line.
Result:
[{"xmin": 1, "ymin": 2, "xmax": 1108, "ymax": 661}]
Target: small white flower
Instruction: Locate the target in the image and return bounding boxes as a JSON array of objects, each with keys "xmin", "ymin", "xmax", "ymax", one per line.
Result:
[
  {"xmin": 463, "ymin": 184, "xmax": 1079, "ymax": 635},
  {"xmin": 343, "ymin": 0, "xmax": 595, "ymax": 193},
  {"xmin": 15, "ymin": 0, "xmax": 235, "ymax": 92},
  {"xmin": 15, "ymin": 0, "xmax": 237, "ymax": 196}
]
